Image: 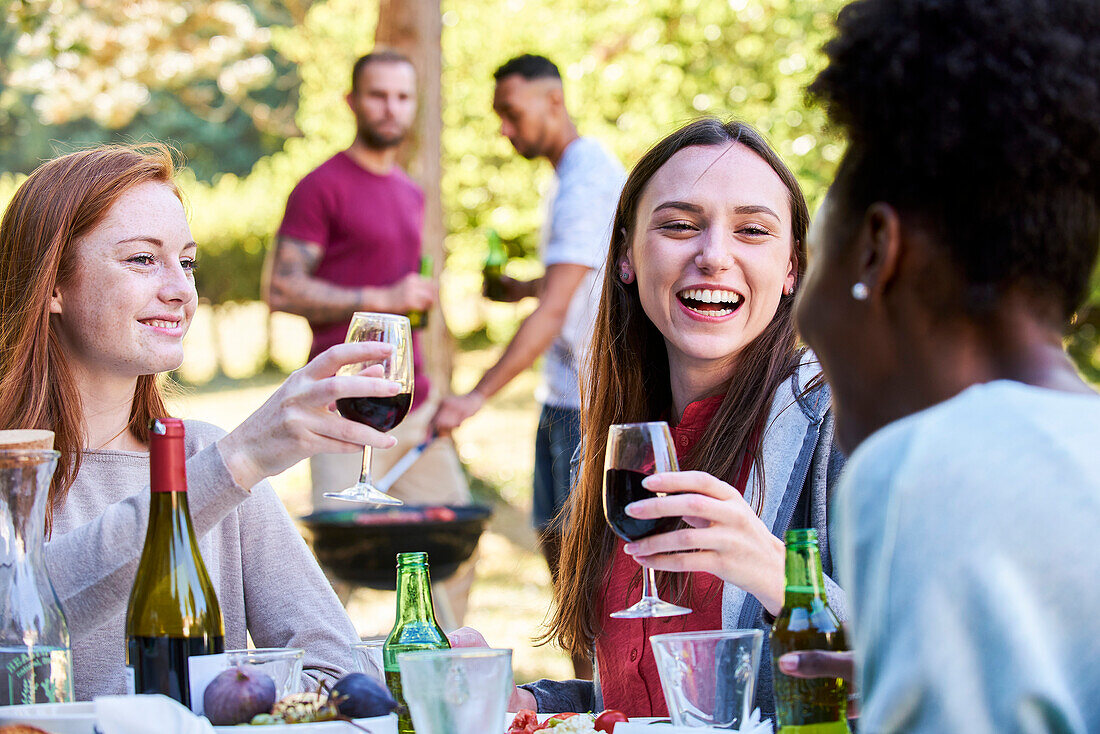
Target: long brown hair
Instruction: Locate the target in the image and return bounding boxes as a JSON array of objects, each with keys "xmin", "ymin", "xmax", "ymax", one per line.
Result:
[
  {"xmin": 0, "ymin": 144, "xmax": 180, "ymax": 531},
  {"xmin": 546, "ymin": 118, "xmax": 810, "ymax": 657}
]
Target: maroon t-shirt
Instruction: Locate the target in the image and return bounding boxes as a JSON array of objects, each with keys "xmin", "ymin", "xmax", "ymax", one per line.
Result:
[{"xmin": 278, "ymin": 152, "xmax": 429, "ymax": 406}]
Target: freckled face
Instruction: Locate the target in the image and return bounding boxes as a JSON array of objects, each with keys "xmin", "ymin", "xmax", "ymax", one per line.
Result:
[
  {"xmin": 626, "ymin": 143, "xmax": 796, "ymax": 379},
  {"xmin": 50, "ymin": 181, "xmax": 198, "ymax": 381}
]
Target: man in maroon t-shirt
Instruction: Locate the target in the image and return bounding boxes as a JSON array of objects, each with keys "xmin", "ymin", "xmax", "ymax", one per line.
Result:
[{"xmin": 263, "ymin": 51, "xmax": 474, "ymax": 624}]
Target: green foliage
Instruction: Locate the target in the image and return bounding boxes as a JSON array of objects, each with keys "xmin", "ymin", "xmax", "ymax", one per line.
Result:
[
  {"xmin": 0, "ymin": 0, "xmax": 301, "ymax": 180},
  {"xmin": 2, "ymin": 0, "xmax": 1098, "ymax": 375}
]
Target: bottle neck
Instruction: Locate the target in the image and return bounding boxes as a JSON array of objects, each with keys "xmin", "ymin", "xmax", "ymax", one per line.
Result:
[
  {"xmin": 146, "ymin": 491, "xmax": 198, "ymax": 545},
  {"xmin": 150, "ymin": 420, "xmax": 187, "ymax": 495},
  {"xmin": 782, "ymin": 542, "xmax": 828, "ymax": 607},
  {"xmin": 0, "ymin": 454, "xmax": 57, "ymax": 564},
  {"xmin": 394, "ymin": 564, "xmax": 437, "ymax": 626}
]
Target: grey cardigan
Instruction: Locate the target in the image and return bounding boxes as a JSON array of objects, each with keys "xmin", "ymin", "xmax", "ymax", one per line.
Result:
[{"xmin": 522, "ymin": 357, "xmax": 846, "ymax": 718}]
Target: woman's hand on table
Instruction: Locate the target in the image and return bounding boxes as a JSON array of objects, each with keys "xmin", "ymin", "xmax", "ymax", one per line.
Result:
[
  {"xmin": 447, "ymin": 626, "xmax": 536, "ymax": 712},
  {"xmin": 621, "ymin": 470, "xmax": 787, "ymax": 615},
  {"xmin": 216, "ymin": 341, "xmax": 402, "ymax": 491}
]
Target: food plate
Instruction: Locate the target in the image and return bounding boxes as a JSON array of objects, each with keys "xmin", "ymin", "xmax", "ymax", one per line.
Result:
[
  {"xmin": 213, "ymin": 714, "xmax": 396, "ymax": 733},
  {"xmin": 505, "ymin": 712, "xmax": 661, "ymax": 731},
  {"xmin": 0, "ymin": 701, "xmax": 97, "ymax": 734},
  {"xmin": 507, "ymin": 713, "xmax": 661, "ymax": 723}
]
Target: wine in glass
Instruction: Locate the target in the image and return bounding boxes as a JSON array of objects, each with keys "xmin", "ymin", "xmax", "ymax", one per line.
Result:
[
  {"xmin": 603, "ymin": 421, "xmax": 691, "ymax": 618},
  {"xmin": 324, "ymin": 312, "xmax": 413, "ymax": 505}
]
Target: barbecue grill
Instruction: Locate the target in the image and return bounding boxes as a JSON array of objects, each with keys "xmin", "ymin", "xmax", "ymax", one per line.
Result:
[{"xmin": 299, "ymin": 504, "xmax": 492, "ymax": 590}]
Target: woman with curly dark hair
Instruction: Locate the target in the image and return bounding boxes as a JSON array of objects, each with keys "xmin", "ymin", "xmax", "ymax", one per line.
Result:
[{"xmin": 784, "ymin": 0, "xmax": 1100, "ymax": 729}]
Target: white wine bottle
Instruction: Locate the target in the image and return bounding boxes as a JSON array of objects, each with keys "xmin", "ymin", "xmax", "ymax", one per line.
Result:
[{"xmin": 125, "ymin": 418, "xmax": 224, "ymax": 707}]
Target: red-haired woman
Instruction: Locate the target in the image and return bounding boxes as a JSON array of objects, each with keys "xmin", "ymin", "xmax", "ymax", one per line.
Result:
[
  {"xmin": 0, "ymin": 144, "xmax": 401, "ymax": 699},
  {"xmin": 453, "ymin": 118, "xmax": 845, "ymax": 720}
]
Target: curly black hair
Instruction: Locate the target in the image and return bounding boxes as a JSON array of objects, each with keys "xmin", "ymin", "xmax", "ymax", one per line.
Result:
[
  {"xmin": 493, "ymin": 54, "xmax": 561, "ymax": 83},
  {"xmin": 810, "ymin": 0, "xmax": 1100, "ymax": 319}
]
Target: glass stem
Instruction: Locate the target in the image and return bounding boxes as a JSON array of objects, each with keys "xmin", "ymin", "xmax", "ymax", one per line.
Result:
[
  {"xmin": 358, "ymin": 445, "xmax": 374, "ymax": 487},
  {"xmin": 641, "ymin": 564, "xmax": 661, "ymax": 601}
]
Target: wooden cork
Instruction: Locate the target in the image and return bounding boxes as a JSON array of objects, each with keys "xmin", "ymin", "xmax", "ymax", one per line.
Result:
[{"xmin": 0, "ymin": 430, "xmax": 55, "ymax": 451}]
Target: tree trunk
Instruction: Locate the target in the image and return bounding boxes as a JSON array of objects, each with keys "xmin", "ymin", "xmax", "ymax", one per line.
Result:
[{"xmin": 375, "ymin": 0, "xmax": 453, "ymax": 397}]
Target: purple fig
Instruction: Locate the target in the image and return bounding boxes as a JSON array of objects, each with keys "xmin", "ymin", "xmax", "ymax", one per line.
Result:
[
  {"xmin": 203, "ymin": 664, "xmax": 277, "ymax": 725},
  {"xmin": 330, "ymin": 672, "xmax": 398, "ymax": 718}
]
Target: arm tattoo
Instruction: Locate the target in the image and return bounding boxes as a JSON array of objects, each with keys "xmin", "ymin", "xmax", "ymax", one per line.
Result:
[
  {"xmin": 273, "ymin": 235, "xmax": 324, "ymax": 278},
  {"xmin": 266, "ymin": 234, "xmax": 367, "ymax": 323}
]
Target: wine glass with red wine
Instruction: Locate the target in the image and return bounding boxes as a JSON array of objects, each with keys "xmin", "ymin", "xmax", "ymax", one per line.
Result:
[
  {"xmin": 323, "ymin": 312, "xmax": 413, "ymax": 505},
  {"xmin": 604, "ymin": 421, "xmax": 691, "ymax": 618}
]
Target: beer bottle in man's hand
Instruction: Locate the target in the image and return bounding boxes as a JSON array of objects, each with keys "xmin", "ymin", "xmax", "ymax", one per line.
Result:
[
  {"xmin": 770, "ymin": 529, "xmax": 851, "ymax": 733},
  {"xmin": 407, "ymin": 255, "xmax": 433, "ymax": 330},
  {"xmin": 482, "ymin": 229, "xmax": 507, "ymax": 301}
]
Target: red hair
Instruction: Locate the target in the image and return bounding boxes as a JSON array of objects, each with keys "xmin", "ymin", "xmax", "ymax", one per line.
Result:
[{"xmin": 0, "ymin": 144, "xmax": 180, "ymax": 531}]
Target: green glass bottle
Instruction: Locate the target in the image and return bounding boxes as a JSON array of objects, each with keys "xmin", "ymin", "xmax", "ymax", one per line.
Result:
[
  {"xmin": 125, "ymin": 418, "xmax": 224, "ymax": 708},
  {"xmin": 384, "ymin": 552, "xmax": 450, "ymax": 734},
  {"xmin": 407, "ymin": 255, "xmax": 433, "ymax": 330},
  {"xmin": 770, "ymin": 529, "xmax": 851, "ymax": 733},
  {"xmin": 482, "ymin": 229, "xmax": 507, "ymax": 301}
]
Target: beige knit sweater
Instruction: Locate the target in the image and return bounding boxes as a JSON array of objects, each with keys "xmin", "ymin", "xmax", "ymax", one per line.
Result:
[{"xmin": 45, "ymin": 420, "xmax": 361, "ymax": 701}]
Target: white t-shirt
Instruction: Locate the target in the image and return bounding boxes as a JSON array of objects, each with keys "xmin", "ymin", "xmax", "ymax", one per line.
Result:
[
  {"xmin": 834, "ymin": 380, "xmax": 1100, "ymax": 733},
  {"xmin": 538, "ymin": 137, "xmax": 626, "ymax": 409}
]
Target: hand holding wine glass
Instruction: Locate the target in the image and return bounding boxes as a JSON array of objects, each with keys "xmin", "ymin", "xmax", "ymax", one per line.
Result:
[
  {"xmin": 215, "ymin": 339, "xmax": 402, "ymax": 492},
  {"xmin": 620, "ymin": 470, "xmax": 788, "ymax": 616},
  {"xmin": 324, "ymin": 312, "xmax": 414, "ymax": 505},
  {"xmin": 603, "ymin": 421, "xmax": 690, "ymax": 618}
]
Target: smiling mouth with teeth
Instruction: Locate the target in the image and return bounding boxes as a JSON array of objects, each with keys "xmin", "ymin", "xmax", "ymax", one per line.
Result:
[
  {"xmin": 142, "ymin": 319, "xmax": 180, "ymax": 329},
  {"xmin": 677, "ymin": 288, "xmax": 744, "ymax": 317}
]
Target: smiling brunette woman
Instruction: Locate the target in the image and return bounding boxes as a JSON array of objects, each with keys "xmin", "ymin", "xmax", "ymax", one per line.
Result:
[
  {"xmin": 0, "ymin": 144, "xmax": 403, "ymax": 700},
  {"xmin": 452, "ymin": 118, "xmax": 845, "ymax": 719}
]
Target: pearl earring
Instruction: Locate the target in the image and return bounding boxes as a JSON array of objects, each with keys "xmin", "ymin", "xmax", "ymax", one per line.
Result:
[{"xmin": 851, "ymin": 282, "xmax": 870, "ymax": 301}]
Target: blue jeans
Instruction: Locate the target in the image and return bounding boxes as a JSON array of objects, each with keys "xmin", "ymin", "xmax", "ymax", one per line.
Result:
[{"xmin": 532, "ymin": 404, "xmax": 582, "ymax": 533}]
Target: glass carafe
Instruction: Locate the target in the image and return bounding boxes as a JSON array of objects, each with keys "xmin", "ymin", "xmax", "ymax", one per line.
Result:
[{"xmin": 0, "ymin": 445, "xmax": 73, "ymax": 705}]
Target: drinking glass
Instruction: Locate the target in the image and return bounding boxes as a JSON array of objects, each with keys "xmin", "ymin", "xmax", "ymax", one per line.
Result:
[
  {"xmin": 603, "ymin": 421, "xmax": 690, "ymax": 618},
  {"xmin": 224, "ymin": 647, "xmax": 304, "ymax": 700},
  {"xmin": 398, "ymin": 648, "xmax": 512, "ymax": 734},
  {"xmin": 351, "ymin": 639, "xmax": 385, "ymax": 681},
  {"xmin": 324, "ymin": 312, "xmax": 414, "ymax": 505},
  {"xmin": 650, "ymin": 630, "xmax": 763, "ymax": 729}
]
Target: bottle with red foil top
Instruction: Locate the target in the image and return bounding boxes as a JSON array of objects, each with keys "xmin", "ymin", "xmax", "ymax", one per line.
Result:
[{"xmin": 125, "ymin": 418, "xmax": 224, "ymax": 707}]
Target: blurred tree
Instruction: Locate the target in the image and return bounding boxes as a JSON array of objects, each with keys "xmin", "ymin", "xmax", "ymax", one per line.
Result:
[
  {"xmin": 0, "ymin": 0, "xmax": 305, "ymax": 179},
  {"xmin": 375, "ymin": 0, "xmax": 453, "ymax": 387}
]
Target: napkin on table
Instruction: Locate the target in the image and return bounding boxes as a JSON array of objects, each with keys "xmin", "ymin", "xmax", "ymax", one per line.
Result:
[{"xmin": 95, "ymin": 694, "xmax": 216, "ymax": 734}]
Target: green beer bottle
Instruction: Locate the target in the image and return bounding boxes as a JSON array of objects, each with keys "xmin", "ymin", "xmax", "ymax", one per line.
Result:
[
  {"xmin": 407, "ymin": 255, "xmax": 433, "ymax": 330},
  {"xmin": 482, "ymin": 229, "xmax": 507, "ymax": 301},
  {"xmin": 384, "ymin": 552, "xmax": 450, "ymax": 734},
  {"xmin": 770, "ymin": 529, "xmax": 851, "ymax": 733}
]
